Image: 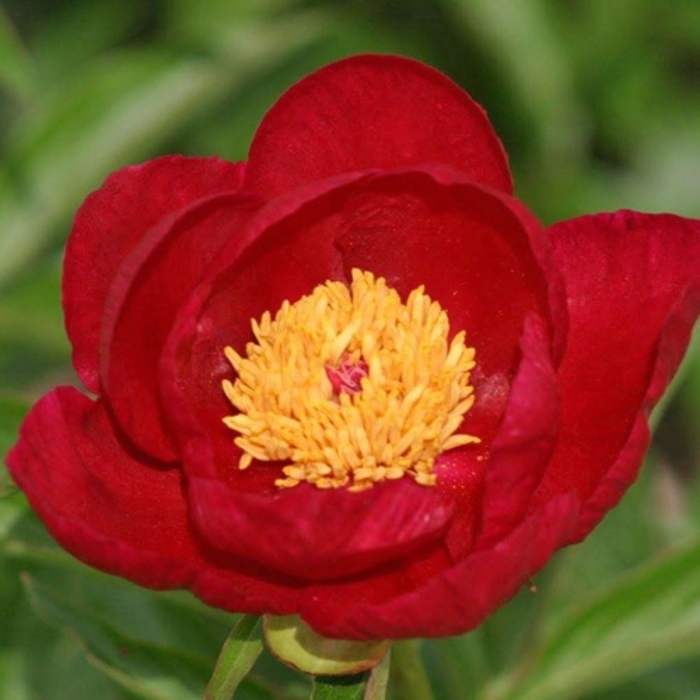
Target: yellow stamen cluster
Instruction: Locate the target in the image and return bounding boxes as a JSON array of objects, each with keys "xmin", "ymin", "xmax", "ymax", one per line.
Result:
[{"xmin": 222, "ymin": 269, "xmax": 479, "ymax": 491}]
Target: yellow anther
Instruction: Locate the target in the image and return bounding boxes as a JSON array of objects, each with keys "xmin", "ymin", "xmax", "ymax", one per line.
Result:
[{"xmin": 221, "ymin": 269, "xmax": 480, "ymax": 490}]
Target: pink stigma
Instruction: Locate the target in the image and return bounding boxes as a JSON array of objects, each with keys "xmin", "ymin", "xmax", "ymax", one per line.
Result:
[{"xmin": 325, "ymin": 353, "xmax": 369, "ymax": 395}]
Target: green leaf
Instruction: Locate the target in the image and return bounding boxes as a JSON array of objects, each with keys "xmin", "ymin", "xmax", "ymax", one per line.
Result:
[
  {"xmin": 0, "ymin": 394, "xmax": 29, "ymax": 497},
  {"xmin": 23, "ymin": 573, "xmax": 220, "ymax": 700},
  {"xmin": 0, "ymin": 51, "xmax": 230, "ymax": 288},
  {"xmin": 585, "ymin": 657, "xmax": 700, "ymax": 700},
  {"xmin": 0, "ymin": 393, "xmax": 29, "ymax": 456},
  {"xmin": 0, "ymin": 12, "xmax": 329, "ymax": 289},
  {"xmin": 484, "ymin": 537, "xmax": 700, "ymax": 700},
  {"xmin": 0, "ymin": 254, "xmax": 70, "ymax": 393},
  {"xmin": 2, "ymin": 507, "xmax": 282, "ymax": 699},
  {"xmin": 389, "ymin": 641, "xmax": 436, "ymax": 700},
  {"xmin": 2, "ymin": 471, "xmax": 300, "ymax": 698},
  {"xmin": 444, "ymin": 0, "xmax": 580, "ymax": 156},
  {"xmin": 0, "ymin": 7, "xmax": 36, "ymax": 99},
  {"xmin": 363, "ymin": 651, "xmax": 390, "ymax": 700},
  {"xmin": 30, "ymin": 0, "xmax": 151, "ymax": 81},
  {"xmin": 204, "ymin": 615, "xmax": 264, "ymax": 700},
  {"xmin": 310, "ymin": 673, "xmax": 369, "ymax": 700},
  {"xmin": 0, "ymin": 559, "xmax": 123, "ymax": 700}
]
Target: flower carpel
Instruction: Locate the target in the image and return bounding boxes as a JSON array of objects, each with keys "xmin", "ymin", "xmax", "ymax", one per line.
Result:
[
  {"xmin": 222, "ymin": 269, "xmax": 479, "ymax": 491},
  {"xmin": 325, "ymin": 353, "xmax": 369, "ymax": 396}
]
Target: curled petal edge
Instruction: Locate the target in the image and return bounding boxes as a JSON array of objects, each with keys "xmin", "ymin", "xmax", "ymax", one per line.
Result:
[
  {"xmin": 300, "ymin": 491, "xmax": 580, "ymax": 640},
  {"xmin": 572, "ymin": 281, "xmax": 700, "ymax": 541},
  {"xmin": 473, "ymin": 314, "xmax": 561, "ymax": 550}
]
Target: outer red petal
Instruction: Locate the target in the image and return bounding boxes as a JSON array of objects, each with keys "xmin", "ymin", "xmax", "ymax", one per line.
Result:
[
  {"xmin": 188, "ymin": 477, "xmax": 454, "ymax": 581},
  {"xmin": 6, "ymin": 386, "xmax": 201, "ymax": 588},
  {"xmin": 300, "ymin": 493, "xmax": 579, "ymax": 640},
  {"xmin": 535, "ymin": 211, "xmax": 700, "ymax": 541},
  {"xmin": 244, "ymin": 55, "xmax": 512, "ymax": 199},
  {"xmin": 64, "ymin": 156, "xmax": 244, "ymax": 394},
  {"xmin": 5, "ymin": 386, "xmax": 299, "ymax": 614},
  {"xmin": 101, "ymin": 192, "xmax": 261, "ymax": 461}
]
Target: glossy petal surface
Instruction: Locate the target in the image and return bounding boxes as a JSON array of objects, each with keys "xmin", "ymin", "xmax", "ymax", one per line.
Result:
[{"xmin": 244, "ymin": 55, "xmax": 512, "ymax": 198}]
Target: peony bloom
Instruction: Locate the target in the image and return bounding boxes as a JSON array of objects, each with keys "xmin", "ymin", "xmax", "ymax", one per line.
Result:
[{"xmin": 7, "ymin": 54, "xmax": 700, "ymax": 641}]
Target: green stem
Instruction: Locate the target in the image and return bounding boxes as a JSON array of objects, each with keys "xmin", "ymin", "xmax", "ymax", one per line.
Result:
[
  {"xmin": 364, "ymin": 648, "xmax": 391, "ymax": 700},
  {"xmin": 204, "ymin": 614, "xmax": 264, "ymax": 700},
  {"xmin": 390, "ymin": 640, "xmax": 436, "ymax": 700},
  {"xmin": 311, "ymin": 672, "xmax": 369, "ymax": 700},
  {"xmin": 309, "ymin": 651, "xmax": 392, "ymax": 699}
]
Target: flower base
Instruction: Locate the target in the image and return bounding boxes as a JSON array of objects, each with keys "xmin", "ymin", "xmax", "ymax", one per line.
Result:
[{"xmin": 263, "ymin": 615, "xmax": 390, "ymax": 676}]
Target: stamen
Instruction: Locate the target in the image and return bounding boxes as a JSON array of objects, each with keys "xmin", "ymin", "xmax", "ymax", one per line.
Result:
[{"xmin": 222, "ymin": 269, "xmax": 480, "ymax": 491}]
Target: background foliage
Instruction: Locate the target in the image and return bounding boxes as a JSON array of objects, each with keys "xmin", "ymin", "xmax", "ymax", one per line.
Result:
[{"xmin": 1, "ymin": 0, "xmax": 700, "ymax": 698}]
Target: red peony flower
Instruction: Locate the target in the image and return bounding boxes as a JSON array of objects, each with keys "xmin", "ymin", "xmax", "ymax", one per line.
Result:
[{"xmin": 7, "ymin": 55, "xmax": 700, "ymax": 641}]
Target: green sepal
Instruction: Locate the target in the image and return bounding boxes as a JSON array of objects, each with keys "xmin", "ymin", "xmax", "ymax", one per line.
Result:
[
  {"xmin": 264, "ymin": 615, "xmax": 390, "ymax": 677},
  {"xmin": 204, "ymin": 614, "xmax": 264, "ymax": 700}
]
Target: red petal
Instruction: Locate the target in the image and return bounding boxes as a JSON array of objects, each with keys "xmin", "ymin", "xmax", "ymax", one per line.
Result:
[
  {"xmin": 160, "ymin": 176, "xmax": 360, "ymax": 484},
  {"xmin": 300, "ymin": 493, "xmax": 579, "ymax": 640},
  {"xmin": 535, "ymin": 211, "xmax": 700, "ymax": 540},
  {"xmin": 6, "ymin": 387, "xmax": 202, "ymax": 588},
  {"xmin": 6, "ymin": 386, "xmax": 298, "ymax": 614},
  {"xmin": 469, "ymin": 314, "xmax": 560, "ymax": 552},
  {"xmin": 188, "ymin": 476, "xmax": 454, "ymax": 581},
  {"xmin": 101, "ymin": 192, "xmax": 261, "ymax": 461},
  {"xmin": 329, "ymin": 169, "xmax": 562, "ymax": 374},
  {"xmin": 244, "ymin": 55, "xmax": 512, "ymax": 199},
  {"xmin": 64, "ymin": 156, "xmax": 244, "ymax": 394}
]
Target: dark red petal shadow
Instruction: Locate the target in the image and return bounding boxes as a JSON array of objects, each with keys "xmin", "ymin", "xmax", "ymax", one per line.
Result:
[
  {"xmin": 188, "ymin": 477, "xmax": 454, "ymax": 581},
  {"xmin": 64, "ymin": 156, "xmax": 244, "ymax": 394},
  {"xmin": 244, "ymin": 54, "xmax": 512, "ymax": 199},
  {"xmin": 462, "ymin": 314, "xmax": 560, "ymax": 554},
  {"xmin": 101, "ymin": 192, "xmax": 261, "ymax": 462},
  {"xmin": 300, "ymin": 492, "xmax": 579, "ymax": 640},
  {"xmin": 6, "ymin": 386, "xmax": 298, "ymax": 614},
  {"xmin": 534, "ymin": 211, "xmax": 700, "ymax": 541}
]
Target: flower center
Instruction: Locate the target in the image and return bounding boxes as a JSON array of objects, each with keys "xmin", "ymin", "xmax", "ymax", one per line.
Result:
[
  {"xmin": 325, "ymin": 353, "xmax": 369, "ymax": 395},
  {"xmin": 222, "ymin": 269, "xmax": 479, "ymax": 492}
]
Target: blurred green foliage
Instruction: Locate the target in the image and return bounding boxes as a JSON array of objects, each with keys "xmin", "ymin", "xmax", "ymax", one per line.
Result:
[{"xmin": 1, "ymin": 0, "xmax": 700, "ymax": 698}]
